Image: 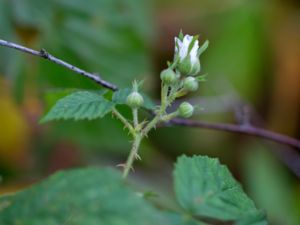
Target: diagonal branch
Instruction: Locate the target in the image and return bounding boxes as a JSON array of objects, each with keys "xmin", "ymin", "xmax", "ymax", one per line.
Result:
[
  {"xmin": 0, "ymin": 39, "xmax": 118, "ymax": 91},
  {"xmin": 167, "ymin": 118, "xmax": 300, "ymax": 149}
]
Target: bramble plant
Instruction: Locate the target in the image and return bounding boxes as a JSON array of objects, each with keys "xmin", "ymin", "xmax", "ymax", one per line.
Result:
[
  {"xmin": 41, "ymin": 31, "xmax": 210, "ymax": 179},
  {"xmin": 0, "ymin": 32, "xmax": 268, "ymax": 225}
]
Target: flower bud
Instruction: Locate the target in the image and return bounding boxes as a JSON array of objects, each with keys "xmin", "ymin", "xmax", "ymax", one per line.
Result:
[
  {"xmin": 183, "ymin": 76, "xmax": 199, "ymax": 92},
  {"xmin": 178, "ymin": 57, "xmax": 192, "ymax": 76},
  {"xmin": 178, "ymin": 102, "xmax": 194, "ymax": 118},
  {"xmin": 178, "ymin": 57, "xmax": 200, "ymax": 76},
  {"xmin": 175, "ymin": 34, "xmax": 201, "ymax": 76},
  {"xmin": 189, "ymin": 59, "xmax": 201, "ymax": 75},
  {"xmin": 160, "ymin": 68, "xmax": 177, "ymax": 85},
  {"xmin": 126, "ymin": 91, "xmax": 144, "ymax": 108}
]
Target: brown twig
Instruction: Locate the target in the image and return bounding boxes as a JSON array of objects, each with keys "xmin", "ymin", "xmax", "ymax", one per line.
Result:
[
  {"xmin": 167, "ymin": 118, "xmax": 300, "ymax": 149},
  {"xmin": 0, "ymin": 39, "xmax": 118, "ymax": 91}
]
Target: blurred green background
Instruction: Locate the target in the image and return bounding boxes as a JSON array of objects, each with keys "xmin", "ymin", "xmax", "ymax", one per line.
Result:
[{"xmin": 0, "ymin": 0, "xmax": 300, "ymax": 224}]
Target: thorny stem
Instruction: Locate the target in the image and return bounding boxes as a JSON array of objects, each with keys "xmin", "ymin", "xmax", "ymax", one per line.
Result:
[
  {"xmin": 142, "ymin": 84, "xmax": 170, "ymax": 136},
  {"xmin": 122, "ymin": 83, "xmax": 171, "ymax": 178},
  {"xmin": 122, "ymin": 134, "xmax": 142, "ymax": 179},
  {"xmin": 112, "ymin": 108, "xmax": 135, "ymax": 136}
]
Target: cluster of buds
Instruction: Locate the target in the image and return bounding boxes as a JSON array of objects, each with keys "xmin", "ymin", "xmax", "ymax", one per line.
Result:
[
  {"xmin": 160, "ymin": 32, "xmax": 208, "ymax": 118},
  {"xmin": 126, "ymin": 32, "xmax": 208, "ymax": 120},
  {"xmin": 122, "ymin": 31, "xmax": 208, "ymax": 178}
]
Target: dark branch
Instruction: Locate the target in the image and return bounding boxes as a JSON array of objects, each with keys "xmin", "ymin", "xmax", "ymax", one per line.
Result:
[
  {"xmin": 0, "ymin": 39, "xmax": 118, "ymax": 91},
  {"xmin": 168, "ymin": 118, "xmax": 300, "ymax": 149}
]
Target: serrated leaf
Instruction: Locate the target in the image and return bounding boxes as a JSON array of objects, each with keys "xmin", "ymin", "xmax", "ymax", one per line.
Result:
[
  {"xmin": 0, "ymin": 168, "xmax": 172, "ymax": 225},
  {"xmin": 40, "ymin": 91, "xmax": 115, "ymax": 123},
  {"xmin": 174, "ymin": 155, "xmax": 267, "ymax": 224},
  {"xmin": 112, "ymin": 88, "xmax": 155, "ymax": 110},
  {"xmin": 43, "ymin": 89, "xmax": 107, "ymax": 111}
]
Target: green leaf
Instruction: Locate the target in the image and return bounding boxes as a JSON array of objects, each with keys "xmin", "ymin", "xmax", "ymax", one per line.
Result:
[
  {"xmin": 242, "ymin": 143, "xmax": 298, "ymax": 225},
  {"xmin": 236, "ymin": 211, "xmax": 268, "ymax": 225},
  {"xmin": 178, "ymin": 29, "xmax": 184, "ymax": 41},
  {"xmin": 195, "ymin": 74, "xmax": 208, "ymax": 82},
  {"xmin": 188, "ymin": 35, "xmax": 199, "ymax": 54},
  {"xmin": 43, "ymin": 89, "xmax": 107, "ymax": 111},
  {"xmin": 197, "ymin": 40, "xmax": 209, "ymax": 56},
  {"xmin": 0, "ymin": 168, "xmax": 172, "ymax": 225},
  {"xmin": 165, "ymin": 212, "xmax": 208, "ymax": 225},
  {"xmin": 112, "ymin": 88, "xmax": 155, "ymax": 110},
  {"xmin": 40, "ymin": 91, "xmax": 115, "ymax": 123},
  {"xmin": 174, "ymin": 155, "xmax": 267, "ymax": 224}
]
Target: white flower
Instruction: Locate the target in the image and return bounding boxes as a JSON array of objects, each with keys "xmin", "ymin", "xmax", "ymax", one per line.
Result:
[
  {"xmin": 175, "ymin": 35, "xmax": 199, "ymax": 64},
  {"xmin": 174, "ymin": 34, "xmax": 201, "ymax": 75}
]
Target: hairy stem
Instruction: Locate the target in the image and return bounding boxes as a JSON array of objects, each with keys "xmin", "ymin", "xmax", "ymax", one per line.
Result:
[
  {"xmin": 112, "ymin": 108, "xmax": 135, "ymax": 136},
  {"xmin": 161, "ymin": 111, "xmax": 179, "ymax": 122},
  {"xmin": 122, "ymin": 135, "xmax": 142, "ymax": 179},
  {"xmin": 161, "ymin": 85, "xmax": 169, "ymax": 112},
  {"xmin": 133, "ymin": 108, "xmax": 138, "ymax": 128}
]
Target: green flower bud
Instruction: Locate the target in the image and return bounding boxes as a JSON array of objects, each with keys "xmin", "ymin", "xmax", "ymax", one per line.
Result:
[
  {"xmin": 178, "ymin": 102, "xmax": 194, "ymax": 118},
  {"xmin": 189, "ymin": 59, "xmax": 201, "ymax": 75},
  {"xmin": 160, "ymin": 68, "xmax": 177, "ymax": 85},
  {"xmin": 178, "ymin": 57, "xmax": 200, "ymax": 76},
  {"xmin": 178, "ymin": 57, "xmax": 192, "ymax": 76},
  {"xmin": 126, "ymin": 91, "xmax": 144, "ymax": 108},
  {"xmin": 183, "ymin": 76, "xmax": 199, "ymax": 92}
]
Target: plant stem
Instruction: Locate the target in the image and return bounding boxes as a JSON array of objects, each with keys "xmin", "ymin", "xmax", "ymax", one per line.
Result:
[
  {"xmin": 142, "ymin": 115, "xmax": 161, "ymax": 137},
  {"xmin": 161, "ymin": 84, "xmax": 169, "ymax": 113},
  {"xmin": 122, "ymin": 134, "xmax": 142, "ymax": 179},
  {"xmin": 112, "ymin": 108, "xmax": 135, "ymax": 136},
  {"xmin": 142, "ymin": 83, "xmax": 170, "ymax": 136},
  {"xmin": 133, "ymin": 108, "xmax": 138, "ymax": 128},
  {"xmin": 122, "ymin": 84, "xmax": 172, "ymax": 178},
  {"xmin": 161, "ymin": 111, "xmax": 179, "ymax": 122}
]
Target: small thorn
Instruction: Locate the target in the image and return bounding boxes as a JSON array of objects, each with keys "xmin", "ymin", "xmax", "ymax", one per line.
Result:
[
  {"xmin": 116, "ymin": 163, "xmax": 126, "ymax": 168},
  {"xmin": 135, "ymin": 154, "xmax": 141, "ymax": 160}
]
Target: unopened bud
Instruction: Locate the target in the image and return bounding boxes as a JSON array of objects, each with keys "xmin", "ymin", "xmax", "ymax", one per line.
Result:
[
  {"xmin": 126, "ymin": 91, "xmax": 144, "ymax": 108},
  {"xmin": 178, "ymin": 102, "xmax": 194, "ymax": 118},
  {"xmin": 178, "ymin": 57, "xmax": 200, "ymax": 76},
  {"xmin": 183, "ymin": 76, "xmax": 199, "ymax": 92},
  {"xmin": 160, "ymin": 68, "xmax": 177, "ymax": 85}
]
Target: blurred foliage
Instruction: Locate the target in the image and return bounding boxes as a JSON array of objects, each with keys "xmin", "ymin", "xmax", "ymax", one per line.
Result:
[
  {"xmin": 0, "ymin": 168, "xmax": 172, "ymax": 225},
  {"xmin": 0, "ymin": 156, "xmax": 266, "ymax": 225},
  {"xmin": 0, "ymin": 0, "xmax": 155, "ymax": 165},
  {"xmin": 242, "ymin": 143, "xmax": 300, "ymax": 225}
]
